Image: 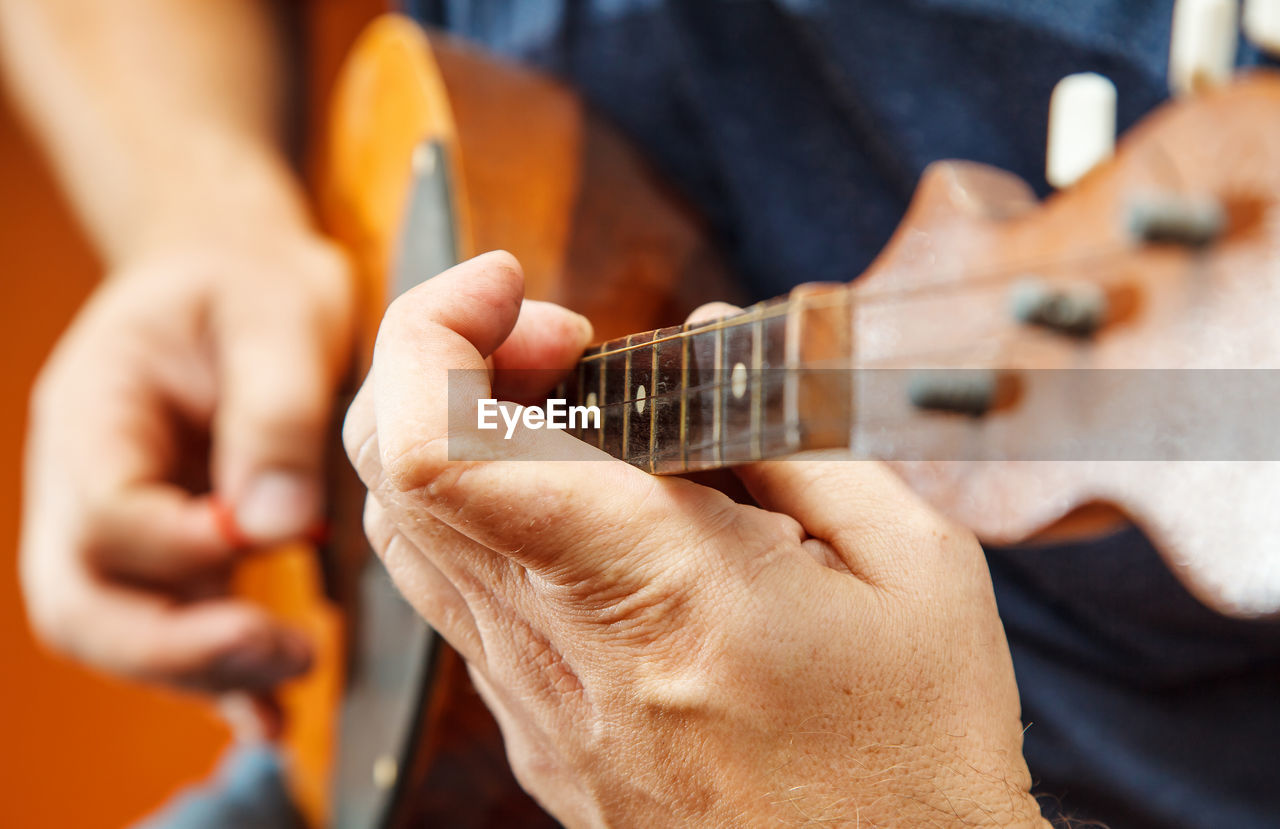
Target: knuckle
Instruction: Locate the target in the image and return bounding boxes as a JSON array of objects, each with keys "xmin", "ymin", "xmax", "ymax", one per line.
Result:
[
  {"xmin": 731, "ymin": 511, "xmax": 803, "ymax": 580},
  {"xmin": 18, "ymin": 542, "xmax": 74, "ymax": 655},
  {"xmin": 361, "ymin": 494, "xmax": 392, "ymax": 557},
  {"xmin": 503, "ymin": 733, "xmax": 564, "ymax": 800},
  {"xmin": 380, "ymin": 433, "xmax": 458, "ymax": 497},
  {"xmin": 134, "ymin": 614, "xmax": 258, "ymax": 687},
  {"xmin": 551, "ymin": 560, "xmax": 700, "ymax": 659},
  {"xmin": 353, "ymin": 433, "xmax": 384, "ymax": 490},
  {"xmin": 302, "ymin": 239, "xmax": 352, "ymax": 293},
  {"xmin": 20, "ymin": 559, "xmax": 77, "ymax": 658},
  {"xmin": 628, "ymin": 669, "xmax": 720, "ymax": 722},
  {"xmin": 342, "ymin": 410, "xmax": 379, "ymax": 485},
  {"xmin": 123, "ymin": 633, "xmax": 180, "ymax": 681},
  {"xmin": 25, "ymin": 582, "xmax": 99, "ymax": 667},
  {"xmin": 228, "ymin": 392, "xmax": 329, "ymax": 452},
  {"xmin": 379, "ymin": 289, "xmax": 421, "ymax": 342},
  {"xmin": 340, "ymin": 394, "xmax": 366, "ymax": 452}
]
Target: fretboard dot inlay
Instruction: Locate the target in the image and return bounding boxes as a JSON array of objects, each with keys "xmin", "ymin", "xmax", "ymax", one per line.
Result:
[
  {"xmin": 731, "ymin": 362, "xmax": 748, "ymax": 399},
  {"xmin": 586, "ymin": 391, "xmax": 598, "ymax": 409},
  {"xmin": 635, "ymin": 385, "xmax": 646, "ymax": 414}
]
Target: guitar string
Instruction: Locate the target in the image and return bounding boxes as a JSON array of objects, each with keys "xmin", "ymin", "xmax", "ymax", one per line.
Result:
[
  {"xmin": 557, "ymin": 144, "xmax": 1198, "ymax": 462},
  {"xmin": 583, "ymin": 327, "xmax": 1030, "ymax": 415},
  {"xmin": 575, "ymin": 285, "xmax": 1120, "ymax": 412},
  {"xmin": 568, "ymin": 273, "xmax": 1116, "ymax": 461},
  {"xmin": 577, "ymin": 240, "xmax": 1133, "ymax": 364}
]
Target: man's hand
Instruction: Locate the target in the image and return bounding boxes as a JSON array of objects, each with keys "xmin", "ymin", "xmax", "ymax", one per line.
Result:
[
  {"xmin": 344, "ymin": 251, "xmax": 1046, "ymax": 827},
  {"xmin": 21, "ymin": 230, "xmax": 352, "ymax": 696}
]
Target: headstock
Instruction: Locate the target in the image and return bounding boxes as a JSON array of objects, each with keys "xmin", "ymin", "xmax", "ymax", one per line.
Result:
[{"xmin": 850, "ymin": 72, "xmax": 1280, "ymax": 616}]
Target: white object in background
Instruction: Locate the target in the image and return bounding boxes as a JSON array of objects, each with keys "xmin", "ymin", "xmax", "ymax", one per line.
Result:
[
  {"xmin": 1046, "ymin": 73, "xmax": 1117, "ymax": 190},
  {"xmin": 1169, "ymin": 0, "xmax": 1240, "ymax": 95},
  {"xmin": 1244, "ymin": 0, "xmax": 1280, "ymax": 56}
]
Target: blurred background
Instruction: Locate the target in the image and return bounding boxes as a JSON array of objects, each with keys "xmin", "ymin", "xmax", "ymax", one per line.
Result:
[
  {"xmin": 0, "ymin": 89, "xmax": 230, "ymax": 827},
  {"xmin": 0, "ymin": 3, "xmax": 376, "ymax": 825}
]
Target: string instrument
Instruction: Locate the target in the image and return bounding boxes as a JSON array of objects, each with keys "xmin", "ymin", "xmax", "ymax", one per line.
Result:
[{"xmin": 255, "ymin": 12, "xmax": 1280, "ymax": 828}]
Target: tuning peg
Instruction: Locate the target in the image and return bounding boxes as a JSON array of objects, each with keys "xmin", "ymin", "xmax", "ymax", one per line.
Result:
[
  {"xmin": 908, "ymin": 370, "xmax": 999, "ymax": 417},
  {"xmin": 1046, "ymin": 73, "xmax": 1117, "ymax": 189},
  {"xmin": 1128, "ymin": 196, "xmax": 1227, "ymax": 246},
  {"xmin": 1244, "ymin": 0, "xmax": 1280, "ymax": 55},
  {"xmin": 1009, "ymin": 278, "xmax": 1109, "ymax": 337},
  {"xmin": 1170, "ymin": 0, "xmax": 1240, "ymax": 96}
]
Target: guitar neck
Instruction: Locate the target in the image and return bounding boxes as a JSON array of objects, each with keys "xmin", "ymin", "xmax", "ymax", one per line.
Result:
[{"xmin": 553, "ymin": 284, "xmax": 856, "ymax": 473}]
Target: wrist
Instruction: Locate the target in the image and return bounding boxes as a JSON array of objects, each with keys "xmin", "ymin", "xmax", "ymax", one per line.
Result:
[
  {"xmin": 886, "ymin": 752, "xmax": 1047, "ymax": 829},
  {"xmin": 109, "ymin": 128, "xmax": 314, "ymax": 266},
  {"xmin": 735, "ymin": 745, "xmax": 1048, "ymax": 829},
  {"xmin": 891, "ymin": 766, "xmax": 1048, "ymax": 829}
]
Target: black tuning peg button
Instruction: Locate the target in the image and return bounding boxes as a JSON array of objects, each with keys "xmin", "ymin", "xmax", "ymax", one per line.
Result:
[
  {"xmin": 907, "ymin": 369, "xmax": 999, "ymax": 417},
  {"xmin": 1127, "ymin": 196, "xmax": 1226, "ymax": 246},
  {"xmin": 1009, "ymin": 277, "xmax": 1109, "ymax": 337}
]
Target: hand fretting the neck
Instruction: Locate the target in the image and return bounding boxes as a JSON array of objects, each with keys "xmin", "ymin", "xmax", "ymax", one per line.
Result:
[{"xmin": 553, "ymin": 285, "xmax": 854, "ymax": 473}]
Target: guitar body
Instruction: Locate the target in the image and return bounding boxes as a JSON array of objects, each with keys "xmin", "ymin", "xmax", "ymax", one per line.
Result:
[
  {"xmin": 259, "ymin": 14, "xmax": 733, "ymax": 827},
  {"xmin": 322, "ymin": 16, "xmax": 735, "ymax": 356}
]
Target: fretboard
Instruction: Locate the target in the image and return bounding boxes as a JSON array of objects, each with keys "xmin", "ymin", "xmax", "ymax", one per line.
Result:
[{"xmin": 552, "ymin": 284, "xmax": 855, "ymax": 473}]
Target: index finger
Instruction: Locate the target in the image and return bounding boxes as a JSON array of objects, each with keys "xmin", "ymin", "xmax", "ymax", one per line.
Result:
[{"xmin": 366, "ymin": 251, "xmax": 731, "ymax": 583}]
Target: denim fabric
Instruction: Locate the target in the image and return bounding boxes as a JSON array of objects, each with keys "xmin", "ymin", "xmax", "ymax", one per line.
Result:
[{"xmin": 136, "ymin": 744, "xmax": 302, "ymax": 829}]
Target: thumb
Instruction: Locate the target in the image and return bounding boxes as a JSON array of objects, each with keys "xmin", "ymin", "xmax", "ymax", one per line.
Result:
[{"xmin": 213, "ymin": 283, "xmax": 349, "ymax": 545}]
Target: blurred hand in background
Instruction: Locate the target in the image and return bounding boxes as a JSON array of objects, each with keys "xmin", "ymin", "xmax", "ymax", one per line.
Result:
[{"xmin": 0, "ymin": 0, "xmax": 347, "ymax": 704}]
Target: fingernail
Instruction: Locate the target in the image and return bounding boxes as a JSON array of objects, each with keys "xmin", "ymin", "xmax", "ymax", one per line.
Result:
[{"xmin": 234, "ymin": 471, "xmax": 319, "ymax": 543}]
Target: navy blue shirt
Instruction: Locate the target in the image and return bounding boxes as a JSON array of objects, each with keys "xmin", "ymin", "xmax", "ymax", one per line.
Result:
[{"xmin": 410, "ymin": 2, "xmax": 1280, "ymax": 826}]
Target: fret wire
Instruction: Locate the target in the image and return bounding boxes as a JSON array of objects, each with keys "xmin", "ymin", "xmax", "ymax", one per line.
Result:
[
  {"xmin": 679, "ymin": 325, "xmax": 689, "ymax": 471},
  {"xmin": 750, "ymin": 309, "xmax": 764, "ymax": 460},
  {"xmin": 783, "ymin": 292, "xmax": 802, "ymax": 449},
  {"xmin": 713, "ymin": 317, "xmax": 725, "ymax": 466},
  {"xmin": 648, "ymin": 336, "xmax": 658, "ymax": 473},
  {"xmin": 574, "ymin": 361, "xmax": 584, "ymax": 441},
  {"xmin": 622, "ymin": 334, "xmax": 633, "ymax": 460},
  {"xmin": 597, "ymin": 354, "xmax": 606, "ymax": 450}
]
